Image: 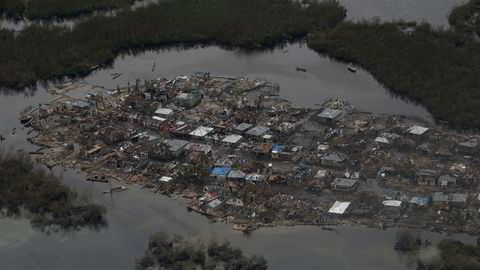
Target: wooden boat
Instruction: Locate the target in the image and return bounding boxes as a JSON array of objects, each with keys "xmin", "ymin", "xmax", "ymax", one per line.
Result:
[
  {"xmin": 295, "ymin": 66, "xmax": 307, "ymax": 72},
  {"xmin": 102, "ymin": 186, "xmax": 127, "ymax": 194},
  {"xmin": 86, "ymin": 175, "xmax": 109, "ymax": 183},
  {"xmin": 347, "ymin": 64, "xmax": 357, "ymax": 73},
  {"xmin": 232, "ymin": 223, "xmax": 258, "ymax": 233}
]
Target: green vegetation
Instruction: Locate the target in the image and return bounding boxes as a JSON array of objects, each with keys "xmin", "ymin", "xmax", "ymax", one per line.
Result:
[
  {"xmin": 308, "ymin": 20, "xmax": 480, "ymax": 128},
  {"xmin": 0, "ymin": 0, "xmax": 135, "ymax": 20},
  {"xmin": 448, "ymin": 0, "xmax": 480, "ymax": 37},
  {"xmin": 136, "ymin": 232, "xmax": 268, "ymax": 270},
  {"xmin": 0, "ymin": 153, "xmax": 106, "ymax": 231},
  {"xmin": 418, "ymin": 240, "xmax": 480, "ymax": 270},
  {"xmin": 0, "ymin": 0, "xmax": 346, "ymax": 89}
]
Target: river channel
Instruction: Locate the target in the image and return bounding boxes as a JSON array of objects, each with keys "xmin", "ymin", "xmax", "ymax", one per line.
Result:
[{"xmin": 0, "ymin": 1, "xmax": 473, "ymax": 269}]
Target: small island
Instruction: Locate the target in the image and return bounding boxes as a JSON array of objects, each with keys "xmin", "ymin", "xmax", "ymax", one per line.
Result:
[{"xmin": 20, "ymin": 73, "xmax": 480, "ymax": 234}]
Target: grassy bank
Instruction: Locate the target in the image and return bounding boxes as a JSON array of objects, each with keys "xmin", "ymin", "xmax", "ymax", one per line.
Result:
[
  {"xmin": 0, "ymin": 153, "xmax": 106, "ymax": 231},
  {"xmin": 136, "ymin": 233, "xmax": 268, "ymax": 270},
  {"xmin": 449, "ymin": 0, "xmax": 480, "ymax": 37},
  {"xmin": 0, "ymin": 0, "xmax": 346, "ymax": 89},
  {"xmin": 0, "ymin": 0, "xmax": 135, "ymax": 20},
  {"xmin": 308, "ymin": 21, "xmax": 480, "ymax": 128}
]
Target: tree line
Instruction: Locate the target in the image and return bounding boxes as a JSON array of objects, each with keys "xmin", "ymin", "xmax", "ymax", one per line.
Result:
[
  {"xmin": 308, "ymin": 18, "xmax": 480, "ymax": 128},
  {"xmin": 0, "ymin": 0, "xmax": 346, "ymax": 89},
  {"xmin": 0, "ymin": 153, "xmax": 106, "ymax": 232},
  {"xmin": 136, "ymin": 232, "xmax": 268, "ymax": 270},
  {"xmin": 0, "ymin": 0, "xmax": 135, "ymax": 20}
]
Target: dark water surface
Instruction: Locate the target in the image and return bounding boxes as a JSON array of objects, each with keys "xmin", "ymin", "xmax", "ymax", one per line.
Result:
[{"xmin": 0, "ymin": 2, "xmax": 474, "ymax": 269}]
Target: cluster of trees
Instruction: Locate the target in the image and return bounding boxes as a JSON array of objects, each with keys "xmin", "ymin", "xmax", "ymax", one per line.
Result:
[
  {"xmin": 0, "ymin": 153, "xmax": 106, "ymax": 231},
  {"xmin": 394, "ymin": 231, "xmax": 480, "ymax": 270},
  {"xmin": 136, "ymin": 233, "xmax": 268, "ymax": 270},
  {"xmin": 419, "ymin": 240, "xmax": 480, "ymax": 270},
  {"xmin": 308, "ymin": 20, "xmax": 480, "ymax": 128},
  {"xmin": 448, "ymin": 0, "xmax": 480, "ymax": 37},
  {"xmin": 0, "ymin": 0, "xmax": 135, "ymax": 20},
  {"xmin": 0, "ymin": 0, "xmax": 346, "ymax": 89}
]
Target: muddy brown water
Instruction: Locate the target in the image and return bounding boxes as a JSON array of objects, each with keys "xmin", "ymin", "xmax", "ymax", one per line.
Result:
[{"xmin": 0, "ymin": 1, "xmax": 475, "ymax": 269}]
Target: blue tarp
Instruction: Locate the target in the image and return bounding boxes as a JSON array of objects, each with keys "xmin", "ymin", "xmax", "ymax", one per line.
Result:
[
  {"xmin": 211, "ymin": 166, "xmax": 232, "ymax": 176},
  {"xmin": 272, "ymin": 144, "xmax": 285, "ymax": 153},
  {"xmin": 410, "ymin": 196, "xmax": 429, "ymax": 206}
]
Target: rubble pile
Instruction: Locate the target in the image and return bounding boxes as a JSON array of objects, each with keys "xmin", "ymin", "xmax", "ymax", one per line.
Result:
[{"xmin": 20, "ymin": 73, "xmax": 480, "ymax": 234}]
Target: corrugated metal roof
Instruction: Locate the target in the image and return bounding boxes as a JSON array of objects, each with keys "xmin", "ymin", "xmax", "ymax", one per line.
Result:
[{"xmin": 328, "ymin": 201, "xmax": 350, "ymax": 214}]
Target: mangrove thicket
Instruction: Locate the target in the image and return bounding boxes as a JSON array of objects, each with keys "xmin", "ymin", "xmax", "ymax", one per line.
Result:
[
  {"xmin": 136, "ymin": 232, "xmax": 268, "ymax": 270},
  {"xmin": 0, "ymin": 0, "xmax": 136, "ymax": 20},
  {"xmin": 0, "ymin": 0, "xmax": 346, "ymax": 89},
  {"xmin": 308, "ymin": 20, "xmax": 480, "ymax": 128},
  {"xmin": 0, "ymin": 153, "xmax": 106, "ymax": 231}
]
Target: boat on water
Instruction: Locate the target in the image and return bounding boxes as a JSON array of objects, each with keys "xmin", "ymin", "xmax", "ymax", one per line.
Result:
[
  {"xmin": 102, "ymin": 186, "xmax": 127, "ymax": 194},
  {"xmin": 295, "ymin": 66, "xmax": 307, "ymax": 72},
  {"xmin": 232, "ymin": 223, "xmax": 258, "ymax": 233},
  {"xmin": 86, "ymin": 175, "xmax": 109, "ymax": 183},
  {"xmin": 347, "ymin": 64, "xmax": 357, "ymax": 73}
]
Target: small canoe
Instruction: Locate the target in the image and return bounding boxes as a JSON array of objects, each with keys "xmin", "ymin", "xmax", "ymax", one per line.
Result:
[
  {"xmin": 347, "ymin": 64, "xmax": 357, "ymax": 73},
  {"xmin": 296, "ymin": 66, "xmax": 307, "ymax": 72},
  {"xmin": 103, "ymin": 186, "xmax": 127, "ymax": 194}
]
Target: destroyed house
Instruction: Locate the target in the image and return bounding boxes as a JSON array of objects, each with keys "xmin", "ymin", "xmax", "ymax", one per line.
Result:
[
  {"xmin": 184, "ymin": 143, "xmax": 212, "ymax": 155},
  {"xmin": 164, "ymin": 139, "xmax": 189, "ymax": 157},
  {"xmin": 432, "ymin": 192, "xmax": 467, "ymax": 208},
  {"xmin": 227, "ymin": 169, "xmax": 246, "ymax": 181},
  {"xmin": 210, "ymin": 166, "xmax": 232, "ymax": 180},
  {"xmin": 173, "ymin": 90, "xmax": 202, "ymax": 107},
  {"xmin": 306, "ymin": 170, "xmax": 329, "ymax": 191},
  {"xmin": 234, "ymin": 123, "xmax": 253, "ymax": 133},
  {"xmin": 382, "ymin": 200, "xmax": 403, "ymax": 216},
  {"xmin": 271, "ymin": 144, "xmax": 303, "ymax": 161},
  {"xmin": 96, "ymin": 127, "xmax": 127, "ymax": 145},
  {"xmin": 221, "ymin": 134, "xmax": 243, "ymax": 144},
  {"xmin": 317, "ymin": 108, "xmax": 343, "ymax": 124},
  {"xmin": 330, "ymin": 178, "xmax": 359, "ymax": 192},
  {"xmin": 124, "ymin": 93, "xmax": 146, "ymax": 109},
  {"xmin": 409, "ymin": 196, "xmax": 429, "ymax": 207},
  {"xmin": 71, "ymin": 100, "xmax": 91, "ymax": 110},
  {"xmin": 276, "ymin": 122, "xmax": 296, "ymax": 135},
  {"xmin": 38, "ymin": 104, "xmax": 54, "ymax": 117},
  {"xmin": 328, "ymin": 201, "xmax": 351, "ymax": 215},
  {"xmin": 189, "ymin": 126, "xmax": 214, "ymax": 138},
  {"xmin": 154, "ymin": 107, "xmax": 173, "ymax": 116},
  {"xmin": 407, "ymin": 125, "xmax": 430, "ymax": 138},
  {"xmin": 438, "ymin": 175, "xmax": 457, "ymax": 187},
  {"xmin": 457, "ymin": 138, "xmax": 479, "ymax": 154},
  {"xmin": 246, "ymin": 125, "xmax": 269, "ymax": 137},
  {"xmin": 321, "ymin": 153, "xmax": 346, "ymax": 167},
  {"xmin": 416, "ymin": 169, "xmax": 437, "ymax": 186}
]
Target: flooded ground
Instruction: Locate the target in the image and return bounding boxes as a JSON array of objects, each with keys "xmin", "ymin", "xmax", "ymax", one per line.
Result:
[{"xmin": 0, "ymin": 1, "xmax": 475, "ymax": 269}]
